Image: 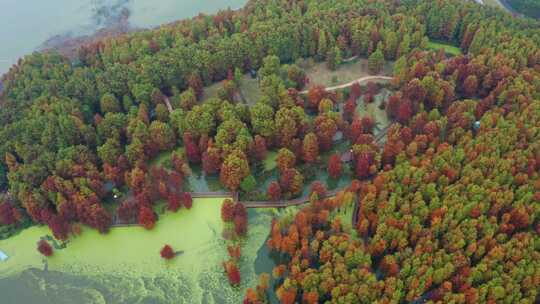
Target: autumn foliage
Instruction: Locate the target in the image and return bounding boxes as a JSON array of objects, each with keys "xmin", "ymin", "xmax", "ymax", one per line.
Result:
[
  {"xmin": 307, "ymin": 85, "xmax": 326, "ymax": 109},
  {"xmin": 328, "ymin": 154, "xmax": 343, "ymax": 179},
  {"xmin": 267, "ymin": 181, "xmax": 282, "ymax": 201},
  {"xmin": 221, "ymin": 199, "xmax": 235, "ymax": 222},
  {"xmin": 37, "ymin": 240, "xmax": 53, "ymax": 257},
  {"xmin": 223, "ymin": 260, "xmax": 241, "ymax": 286},
  {"xmin": 160, "ymin": 244, "xmax": 176, "ymax": 260},
  {"xmin": 0, "ymin": 202, "xmax": 19, "ymax": 226},
  {"xmin": 220, "ymin": 150, "xmax": 250, "ymax": 191},
  {"xmin": 138, "ymin": 206, "xmax": 156, "ymax": 230},
  {"xmin": 221, "ymin": 199, "xmax": 248, "ymax": 237},
  {"xmin": 0, "ymin": 1, "xmax": 538, "ymax": 303}
]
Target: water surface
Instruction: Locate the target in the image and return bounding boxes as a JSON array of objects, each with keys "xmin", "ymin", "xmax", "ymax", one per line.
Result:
[
  {"xmin": 0, "ymin": 0, "xmax": 247, "ymax": 74},
  {"xmin": 0, "ymin": 197, "xmax": 276, "ymax": 303}
]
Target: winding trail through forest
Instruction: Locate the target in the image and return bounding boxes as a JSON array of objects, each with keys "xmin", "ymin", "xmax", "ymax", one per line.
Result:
[
  {"xmin": 300, "ymin": 75, "xmax": 393, "ymax": 94},
  {"xmin": 156, "ymin": 70, "xmax": 394, "ymax": 224},
  {"xmin": 242, "ymin": 123, "xmax": 391, "ymax": 218}
]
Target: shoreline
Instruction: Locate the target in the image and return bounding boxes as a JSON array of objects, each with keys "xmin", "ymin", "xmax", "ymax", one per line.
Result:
[
  {"xmin": 37, "ymin": 8, "xmax": 132, "ymax": 61},
  {"xmin": 1, "ymin": 3, "xmax": 247, "ymax": 80},
  {"xmin": 497, "ymin": 0, "xmax": 520, "ymax": 16}
]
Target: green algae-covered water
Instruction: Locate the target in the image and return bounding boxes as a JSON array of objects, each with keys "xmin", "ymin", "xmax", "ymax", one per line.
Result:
[{"xmin": 0, "ymin": 198, "xmax": 279, "ymax": 304}]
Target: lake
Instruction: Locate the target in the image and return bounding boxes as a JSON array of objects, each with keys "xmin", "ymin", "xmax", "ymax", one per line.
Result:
[
  {"xmin": 0, "ymin": 0, "xmax": 247, "ymax": 75},
  {"xmin": 0, "ymin": 197, "xmax": 283, "ymax": 303}
]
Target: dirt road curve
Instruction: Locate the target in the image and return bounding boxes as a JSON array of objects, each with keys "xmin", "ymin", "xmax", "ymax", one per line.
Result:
[{"xmin": 300, "ymin": 75, "xmax": 393, "ymax": 94}]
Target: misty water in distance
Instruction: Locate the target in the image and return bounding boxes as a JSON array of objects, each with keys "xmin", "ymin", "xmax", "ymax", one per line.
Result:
[{"xmin": 0, "ymin": 0, "xmax": 247, "ymax": 74}]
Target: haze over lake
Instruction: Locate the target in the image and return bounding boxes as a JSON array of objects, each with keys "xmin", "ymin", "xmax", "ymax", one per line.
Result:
[{"xmin": 0, "ymin": 0, "xmax": 247, "ymax": 75}]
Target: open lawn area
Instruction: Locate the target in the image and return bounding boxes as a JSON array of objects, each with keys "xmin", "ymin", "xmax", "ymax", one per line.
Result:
[
  {"xmin": 201, "ymin": 81, "xmax": 223, "ymax": 102},
  {"xmin": 240, "ymin": 76, "xmax": 262, "ymax": 105},
  {"xmin": 202, "ymin": 57, "xmax": 394, "ymax": 106},
  {"xmin": 263, "ymin": 151, "xmax": 277, "ymax": 172},
  {"xmin": 301, "ymin": 58, "xmax": 393, "ymax": 90},
  {"xmin": 427, "ymin": 41, "xmax": 462, "ymax": 56},
  {"xmin": 355, "ymin": 88, "xmax": 393, "ymax": 135},
  {"xmin": 332, "ymin": 200, "xmax": 356, "ymax": 231},
  {"xmin": 150, "ymin": 147, "xmax": 185, "ymax": 168},
  {"xmin": 202, "ymin": 74, "xmax": 262, "ymax": 105}
]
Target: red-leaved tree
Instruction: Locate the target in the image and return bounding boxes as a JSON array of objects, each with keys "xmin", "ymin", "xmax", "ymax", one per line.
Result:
[
  {"xmin": 253, "ymin": 135, "xmax": 268, "ymax": 161},
  {"xmin": 397, "ymin": 99, "xmax": 413, "ymax": 124},
  {"xmin": 167, "ymin": 194, "xmax": 181, "ymax": 212},
  {"xmin": 234, "ymin": 215, "xmax": 248, "ymax": 236},
  {"xmin": 221, "ymin": 199, "xmax": 235, "ymax": 222},
  {"xmin": 202, "ymin": 147, "xmax": 221, "ymax": 175},
  {"xmin": 267, "ymin": 181, "xmax": 282, "ymax": 201},
  {"xmin": 160, "ymin": 244, "xmax": 176, "ymax": 260},
  {"xmin": 184, "ymin": 132, "xmax": 201, "ymax": 163},
  {"xmin": 356, "ymin": 153, "xmax": 372, "ymax": 179},
  {"xmin": 117, "ymin": 199, "xmax": 139, "ymax": 223},
  {"xmin": 350, "ymin": 82, "xmax": 362, "ymax": 100},
  {"xmin": 223, "ymin": 260, "xmax": 241, "ymax": 286},
  {"xmin": 328, "ymin": 154, "xmax": 343, "ymax": 179},
  {"xmin": 37, "ymin": 240, "xmax": 53, "ymax": 257},
  {"xmin": 361, "ymin": 116, "xmax": 375, "ymax": 134},
  {"xmin": 311, "ymin": 181, "xmax": 327, "ymax": 198},
  {"xmin": 182, "ymin": 192, "xmax": 193, "ymax": 209},
  {"xmin": 307, "ymin": 85, "xmax": 326, "ymax": 109},
  {"xmin": 343, "ymin": 98, "xmax": 356, "ymax": 122},
  {"xmin": 138, "ymin": 206, "xmax": 156, "ymax": 230},
  {"xmin": 48, "ymin": 215, "xmax": 70, "ymax": 241},
  {"xmin": 0, "ymin": 203, "xmax": 18, "ymax": 226}
]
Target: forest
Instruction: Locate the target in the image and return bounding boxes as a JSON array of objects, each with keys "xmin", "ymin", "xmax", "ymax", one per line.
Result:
[{"xmin": 0, "ymin": 0, "xmax": 540, "ymax": 302}]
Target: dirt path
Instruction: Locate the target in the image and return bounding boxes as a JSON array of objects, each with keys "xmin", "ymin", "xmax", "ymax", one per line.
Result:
[
  {"xmin": 342, "ymin": 56, "xmax": 358, "ymax": 63},
  {"xmin": 164, "ymin": 96, "xmax": 173, "ymax": 113},
  {"xmin": 300, "ymin": 75, "xmax": 393, "ymax": 94},
  {"xmin": 242, "ymin": 124, "xmax": 391, "ymax": 211}
]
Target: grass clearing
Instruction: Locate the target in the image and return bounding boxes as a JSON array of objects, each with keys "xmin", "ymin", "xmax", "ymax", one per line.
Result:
[
  {"xmin": 149, "ymin": 147, "xmax": 185, "ymax": 169},
  {"xmin": 202, "ymin": 57, "xmax": 394, "ymax": 105},
  {"xmin": 427, "ymin": 41, "xmax": 462, "ymax": 56},
  {"xmin": 263, "ymin": 151, "xmax": 277, "ymax": 172},
  {"xmin": 240, "ymin": 76, "xmax": 262, "ymax": 105},
  {"xmin": 356, "ymin": 88, "xmax": 393, "ymax": 135},
  {"xmin": 201, "ymin": 81, "xmax": 224, "ymax": 101},
  {"xmin": 333, "ymin": 201, "xmax": 356, "ymax": 230},
  {"xmin": 201, "ymin": 74, "xmax": 261, "ymax": 105},
  {"xmin": 301, "ymin": 58, "xmax": 393, "ymax": 90}
]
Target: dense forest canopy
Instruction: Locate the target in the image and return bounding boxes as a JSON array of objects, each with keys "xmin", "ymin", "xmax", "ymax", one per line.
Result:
[{"xmin": 1, "ymin": 0, "xmax": 540, "ymax": 302}]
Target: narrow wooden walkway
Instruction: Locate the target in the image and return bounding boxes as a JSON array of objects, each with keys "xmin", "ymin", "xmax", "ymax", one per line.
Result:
[
  {"xmin": 241, "ymin": 123, "xmax": 393, "ymax": 233},
  {"xmin": 190, "ymin": 191, "xmax": 234, "ymax": 199},
  {"xmin": 110, "ymin": 191, "xmax": 235, "ymax": 227},
  {"xmin": 242, "ymin": 189, "xmax": 341, "ymax": 208}
]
